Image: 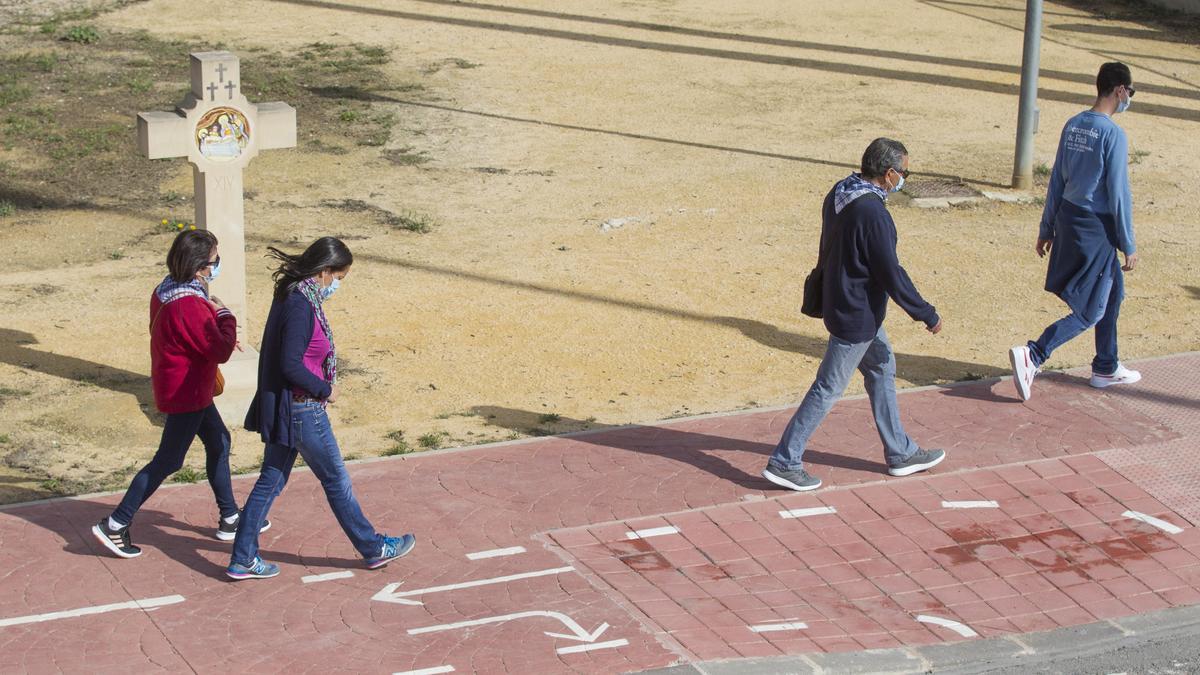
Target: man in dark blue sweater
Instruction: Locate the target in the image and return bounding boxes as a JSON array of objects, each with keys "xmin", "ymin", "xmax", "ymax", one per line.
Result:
[{"xmin": 763, "ymin": 138, "xmax": 946, "ymax": 492}]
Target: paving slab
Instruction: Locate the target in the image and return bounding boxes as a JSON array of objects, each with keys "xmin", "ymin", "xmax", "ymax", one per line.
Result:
[{"xmin": 0, "ymin": 354, "xmax": 1196, "ymax": 673}]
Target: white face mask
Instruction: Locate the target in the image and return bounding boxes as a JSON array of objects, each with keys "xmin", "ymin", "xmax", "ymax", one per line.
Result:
[
  {"xmin": 891, "ymin": 174, "xmax": 905, "ymax": 193},
  {"xmin": 202, "ymin": 258, "xmax": 221, "ymax": 283},
  {"xmin": 321, "ymin": 277, "xmax": 340, "ymax": 301}
]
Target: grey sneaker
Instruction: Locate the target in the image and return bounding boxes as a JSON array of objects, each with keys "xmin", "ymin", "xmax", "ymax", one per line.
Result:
[
  {"xmin": 888, "ymin": 448, "xmax": 946, "ymax": 477},
  {"xmin": 761, "ymin": 465, "xmax": 822, "ymax": 491}
]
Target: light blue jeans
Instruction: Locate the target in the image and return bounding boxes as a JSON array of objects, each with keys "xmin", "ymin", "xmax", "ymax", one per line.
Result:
[
  {"xmin": 232, "ymin": 401, "xmax": 383, "ymax": 566},
  {"xmin": 767, "ymin": 326, "xmax": 918, "ymax": 472}
]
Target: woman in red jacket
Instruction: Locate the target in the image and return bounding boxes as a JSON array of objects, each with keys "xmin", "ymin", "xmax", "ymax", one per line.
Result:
[{"xmin": 92, "ymin": 229, "xmax": 260, "ymax": 558}]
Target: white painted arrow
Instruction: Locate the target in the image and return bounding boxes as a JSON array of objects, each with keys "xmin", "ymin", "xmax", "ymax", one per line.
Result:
[
  {"xmin": 373, "ymin": 566, "xmax": 575, "ymax": 606},
  {"xmin": 408, "ymin": 610, "xmax": 610, "ymax": 645}
]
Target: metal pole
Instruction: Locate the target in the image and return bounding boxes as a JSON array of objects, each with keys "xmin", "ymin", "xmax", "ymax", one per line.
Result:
[{"xmin": 1012, "ymin": 0, "xmax": 1043, "ymax": 190}]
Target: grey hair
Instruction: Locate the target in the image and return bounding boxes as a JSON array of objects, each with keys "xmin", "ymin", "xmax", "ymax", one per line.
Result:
[{"xmin": 860, "ymin": 137, "xmax": 908, "ymax": 179}]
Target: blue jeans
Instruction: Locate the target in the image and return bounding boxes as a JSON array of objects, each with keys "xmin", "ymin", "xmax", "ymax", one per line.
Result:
[
  {"xmin": 232, "ymin": 401, "xmax": 383, "ymax": 565},
  {"xmin": 112, "ymin": 403, "xmax": 237, "ymax": 525},
  {"xmin": 767, "ymin": 326, "xmax": 918, "ymax": 472},
  {"xmin": 1028, "ymin": 265, "xmax": 1122, "ymax": 374}
]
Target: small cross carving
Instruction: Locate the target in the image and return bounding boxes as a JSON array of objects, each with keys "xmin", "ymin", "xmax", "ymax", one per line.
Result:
[
  {"xmin": 206, "ymin": 82, "xmax": 218, "ymax": 101},
  {"xmin": 216, "ymin": 63, "xmax": 227, "ymax": 82},
  {"xmin": 226, "ymin": 81, "xmax": 237, "ymax": 99}
]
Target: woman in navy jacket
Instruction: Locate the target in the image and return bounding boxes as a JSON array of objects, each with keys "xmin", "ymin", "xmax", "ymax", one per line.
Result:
[{"xmin": 228, "ymin": 237, "xmax": 415, "ymax": 579}]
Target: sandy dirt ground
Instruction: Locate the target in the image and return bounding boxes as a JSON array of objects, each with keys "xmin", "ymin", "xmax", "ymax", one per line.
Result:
[{"xmin": 0, "ymin": 0, "xmax": 1198, "ymax": 503}]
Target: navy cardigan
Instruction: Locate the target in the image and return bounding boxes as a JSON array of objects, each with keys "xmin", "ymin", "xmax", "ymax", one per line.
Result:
[
  {"xmin": 244, "ymin": 290, "xmax": 333, "ymax": 447},
  {"xmin": 820, "ymin": 189, "xmax": 939, "ymax": 343}
]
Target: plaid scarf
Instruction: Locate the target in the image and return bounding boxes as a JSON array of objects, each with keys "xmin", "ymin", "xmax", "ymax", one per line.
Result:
[
  {"xmin": 297, "ymin": 278, "xmax": 337, "ymax": 387},
  {"xmin": 155, "ymin": 275, "xmax": 208, "ymax": 304},
  {"xmin": 833, "ymin": 173, "xmax": 888, "ymax": 214}
]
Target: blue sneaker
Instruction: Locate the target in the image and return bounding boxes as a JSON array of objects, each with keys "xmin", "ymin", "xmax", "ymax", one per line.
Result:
[
  {"xmin": 226, "ymin": 556, "xmax": 280, "ymax": 580},
  {"xmin": 365, "ymin": 534, "xmax": 416, "ymax": 570}
]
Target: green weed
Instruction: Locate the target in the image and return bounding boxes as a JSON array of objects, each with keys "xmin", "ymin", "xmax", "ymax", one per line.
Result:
[
  {"xmin": 0, "ymin": 201, "xmax": 14, "ymax": 217},
  {"xmin": 126, "ymin": 75, "xmax": 152, "ymax": 93},
  {"xmin": 418, "ymin": 432, "xmax": 446, "ymax": 449},
  {"xmin": 388, "ymin": 210, "xmax": 435, "ymax": 234},
  {"xmin": 62, "ymin": 25, "xmax": 100, "ymax": 44},
  {"xmin": 171, "ymin": 467, "xmax": 202, "ymax": 483}
]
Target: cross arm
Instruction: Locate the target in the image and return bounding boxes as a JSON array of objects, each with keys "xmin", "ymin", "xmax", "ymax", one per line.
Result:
[
  {"xmin": 136, "ymin": 111, "xmax": 191, "ymax": 159},
  {"xmin": 255, "ymin": 102, "xmax": 297, "ymax": 150}
]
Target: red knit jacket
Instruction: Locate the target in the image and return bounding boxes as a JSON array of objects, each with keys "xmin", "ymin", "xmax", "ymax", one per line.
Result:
[{"xmin": 150, "ymin": 293, "xmax": 237, "ymax": 414}]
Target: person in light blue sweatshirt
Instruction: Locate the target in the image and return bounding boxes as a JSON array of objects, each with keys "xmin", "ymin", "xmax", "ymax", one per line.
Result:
[{"xmin": 1009, "ymin": 62, "xmax": 1141, "ymax": 401}]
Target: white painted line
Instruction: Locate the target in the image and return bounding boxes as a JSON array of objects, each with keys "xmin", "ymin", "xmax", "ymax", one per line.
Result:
[
  {"xmin": 749, "ymin": 621, "xmax": 808, "ymax": 633},
  {"xmin": 408, "ymin": 610, "xmax": 609, "ymax": 646},
  {"xmin": 0, "ymin": 594, "xmax": 185, "ymax": 628},
  {"xmin": 779, "ymin": 506, "xmax": 837, "ymax": 519},
  {"xmin": 556, "ymin": 638, "xmax": 630, "ymax": 654},
  {"xmin": 917, "ymin": 614, "xmax": 978, "ymax": 638},
  {"xmin": 625, "ymin": 525, "xmax": 680, "ymax": 540},
  {"xmin": 941, "ymin": 500, "xmax": 1000, "ymax": 509},
  {"xmin": 1123, "ymin": 510, "xmax": 1183, "ymax": 535},
  {"xmin": 393, "ymin": 667, "xmax": 455, "ymax": 675},
  {"xmin": 466, "ymin": 546, "xmax": 526, "ymax": 560},
  {"xmin": 301, "ymin": 570, "xmax": 355, "ymax": 584},
  {"xmin": 374, "ymin": 566, "xmax": 575, "ymax": 605}
]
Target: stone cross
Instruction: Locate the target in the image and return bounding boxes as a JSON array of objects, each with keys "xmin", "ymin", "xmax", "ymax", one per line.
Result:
[
  {"xmin": 136, "ymin": 52, "xmax": 296, "ymax": 416},
  {"xmin": 136, "ymin": 51, "xmax": 296, "ymax": 343}
]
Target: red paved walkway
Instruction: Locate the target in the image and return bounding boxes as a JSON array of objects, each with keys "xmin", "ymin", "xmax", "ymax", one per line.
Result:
[{"xmin": 0, "ymin": 354, "xmax": 1196, "ymax": 673}]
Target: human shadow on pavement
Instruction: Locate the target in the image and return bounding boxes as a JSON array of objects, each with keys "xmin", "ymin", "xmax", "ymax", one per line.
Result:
[
  {"xmin": 1050, "ymin": 372, "xmax": 1200, "ymax": 412},
  {"xmin": 3, "ymin": 498, "xmax": 363, "ymax": 578},
  {"xmin": 0, "ymin": 328, "xmax": 160, "ymax": 425},
  {"xmin": 469, "ymin": 406, "xmax": 886, "ymax": 488}
]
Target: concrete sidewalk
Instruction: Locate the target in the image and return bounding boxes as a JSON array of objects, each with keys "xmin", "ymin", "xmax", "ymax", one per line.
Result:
[{"xmin": 0, "ymin": 354, "xmax": 1196, "ymax": 673}]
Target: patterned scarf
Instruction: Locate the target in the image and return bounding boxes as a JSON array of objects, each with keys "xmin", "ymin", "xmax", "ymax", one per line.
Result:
[
  {"xmin": 833, "ymin": 173, "xmax": 889, "ymax": 214},
  {"xmin": 297, "ymin": 278, "xmax": 337, "ymax": 386},
  {"xmin": 155, "ymin": 275, "xmax": 209, "ymax": 304}
]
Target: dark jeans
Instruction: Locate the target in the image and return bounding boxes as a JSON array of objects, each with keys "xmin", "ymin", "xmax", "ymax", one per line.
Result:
[
  {"xmin": 111, "ymin": 403, "xmax": 237, "ymax": 525},
  {"xmin": 232, "ymin": 401, "xmax": 383, "ymax": 566}
]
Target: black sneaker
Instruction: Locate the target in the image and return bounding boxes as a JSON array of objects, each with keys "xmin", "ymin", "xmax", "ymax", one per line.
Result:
[
  {"xmin": 92, "ymin": 518, "xmax": 142, "ymax": 558},
  {"xmin": 216, "ymin": 512, "xmax": 272, "ymax": 542},
  {"xmin": 761, "ymin": 465, "xmax": 822, "ymax": 491},
  {"xmin": 888, "ymin": 448, "xmax": 946, "ymax": 477}
]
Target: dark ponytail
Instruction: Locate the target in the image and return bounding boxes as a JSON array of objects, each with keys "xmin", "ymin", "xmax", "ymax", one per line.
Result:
[{"xmin": 266, "ymin": 236, "xmax": 353, "ymax": 301}]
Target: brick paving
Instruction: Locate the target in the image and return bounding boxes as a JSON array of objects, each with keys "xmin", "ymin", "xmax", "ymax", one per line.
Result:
[{"xmin": 0, "ymin": 354, "xmax": 1195, "ymax": 673}]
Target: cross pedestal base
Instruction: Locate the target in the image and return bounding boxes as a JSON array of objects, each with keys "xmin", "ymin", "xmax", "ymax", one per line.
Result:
[{"xmin": 213, "ymin": 348, "xmax": 258, "ymax": 432}]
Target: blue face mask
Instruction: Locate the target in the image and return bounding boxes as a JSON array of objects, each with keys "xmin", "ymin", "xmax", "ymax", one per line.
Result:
[
  {"xmin": 321, "ymin": 277, "xmax": 340, "ymax": 300},
  {"xmin": 891, "ymin": 174, "xmax": 905, "ymax": 194},
  {"xmin": 1116, "ymin": 92, "xmax": 1131, "ymax": 114},
  {"xmin": 203, "ymin": 258, "xmax": 221, "ymax": 283}
]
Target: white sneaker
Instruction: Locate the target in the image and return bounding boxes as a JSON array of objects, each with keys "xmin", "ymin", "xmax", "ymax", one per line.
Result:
[
  {"xmin": 1009, "ymin": 345, "xmax": 1038, "ymax": 401},
  {"xmin": 1090, "ymin": 363, "xmax": 1141, "ymax": 389}
]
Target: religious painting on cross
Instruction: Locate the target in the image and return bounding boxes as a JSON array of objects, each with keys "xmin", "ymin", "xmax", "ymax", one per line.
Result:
[{"xmin": 196, "ymin": 107, "xmax": 250, "ymax": 161}]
